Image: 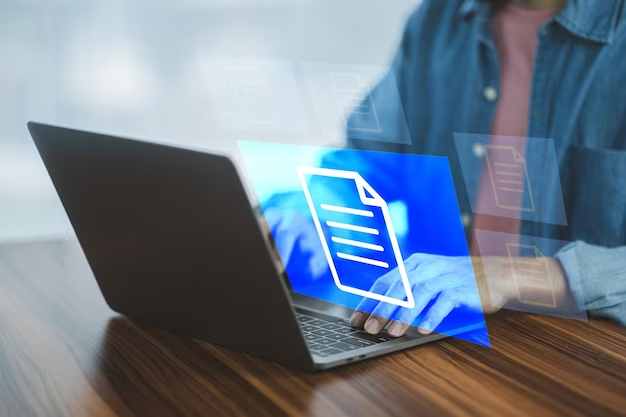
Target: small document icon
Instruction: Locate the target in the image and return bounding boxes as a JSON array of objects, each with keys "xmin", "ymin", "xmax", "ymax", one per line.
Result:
[
  {"xmin": 506, "ymin": 243, "xmax": 557, "ymax": 308},
  {"xmin": 225, "ymin": 64, "xmax": 278, "ymax": 128},
  {"xmin": 330, "ymin": 73, "xmax": 382, "ymax": 133},
  {"xmin": 485, "ymin": 145, "xmax": 535, "ymax": 212},
  {"xmin": 298, "ymin": 167, "xmax": 415, "ymax": 308}
]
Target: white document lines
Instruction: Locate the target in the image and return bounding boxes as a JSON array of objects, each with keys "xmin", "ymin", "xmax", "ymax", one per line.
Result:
[
  {"xmin": 485, "ymin": 145, "xmax": 535, "ymax": 212},
  {"xmin": 298, "ymin": 167, "xmax": 415, "ymax": 308}
]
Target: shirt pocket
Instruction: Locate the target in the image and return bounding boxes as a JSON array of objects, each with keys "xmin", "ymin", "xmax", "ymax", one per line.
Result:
[{"xmin": 562, "ymin": 146, "xmax": 626, "ymax": 247}]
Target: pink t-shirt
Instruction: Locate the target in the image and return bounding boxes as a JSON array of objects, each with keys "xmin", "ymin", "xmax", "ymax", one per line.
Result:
[
  {"xmin": 470, "ymin": 3, "xmax": 558, "ymax": 254},
  {"xmin": 491, "ymin": 3, "xmax": 558, "ymax": 137}
]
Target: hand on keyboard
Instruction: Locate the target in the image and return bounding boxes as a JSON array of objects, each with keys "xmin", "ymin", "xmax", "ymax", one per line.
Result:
[
  {"xmin": 297, "ymin": 313, "xmax": 391, "ymax": 358},
  {"xmin": 351, "ymin": 254, "xmax": 515, "ymax": 337}
]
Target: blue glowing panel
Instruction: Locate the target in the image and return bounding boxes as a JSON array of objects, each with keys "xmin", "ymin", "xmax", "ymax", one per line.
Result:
[{"xmin": 238, "ymin": 141, "xmax": 490, "ymax": 347}]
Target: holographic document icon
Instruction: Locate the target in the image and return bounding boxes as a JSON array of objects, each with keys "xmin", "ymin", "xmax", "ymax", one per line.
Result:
[
  {"xmin": 329, "ymin": 72, "xmax": 382, "ymax": 133},
  {"xmin": 224, "ymin": 64, "xmax": 278, "ymax": 128},
  {"xmin": 506, "ymin": 243, "xmax": 557, "ymax": 308},
  {"xmin": 297, "ymin": 167, "xmax": 415, "ymax": 308},
  {"xmin": 485, "ymin": 145, "xmax": 535, "ymax": 212}
]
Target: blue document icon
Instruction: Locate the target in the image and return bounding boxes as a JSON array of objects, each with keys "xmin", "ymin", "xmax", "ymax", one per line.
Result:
[{"xmin": 298, "ymin": 167, "xmax": 415, "ymax": 308}]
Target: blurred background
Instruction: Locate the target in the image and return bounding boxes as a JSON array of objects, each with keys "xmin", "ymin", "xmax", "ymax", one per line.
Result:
[{"xmin": 0, "ymin": 0, "xmax": 420, "ymax": 243}]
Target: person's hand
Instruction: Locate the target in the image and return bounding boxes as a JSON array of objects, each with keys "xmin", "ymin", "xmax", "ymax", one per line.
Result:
[
  {"xmin": 263, "ymin": 209, "xmax": 328, "ymax": 280},
  {"xmin": 351, "ymin": 253, "xmax": 517, "ymax": 337}
]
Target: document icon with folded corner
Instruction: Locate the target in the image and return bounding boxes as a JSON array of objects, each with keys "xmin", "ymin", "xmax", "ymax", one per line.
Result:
[
  {"xmin": 297, "ymin": 167, "xmax": 415, "ymax": 309},
  {"xmin": 506, "ymin": 243, "xmax": 557, "ymax": 308},
  {"xmin": 330, "ymin": 72, "xmax": 382, "ymax": 133},
  {"xmin": 485, "ymin": 145, "xmax": 535, "ymax": 212},
  {"xmin": 224, "ymin": 64, "xmax": 278, "ymax": 128}
]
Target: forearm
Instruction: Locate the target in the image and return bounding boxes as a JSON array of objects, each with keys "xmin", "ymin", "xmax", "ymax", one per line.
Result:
[
  {"xmin": 505, "ymin": 257, "xmax": 579, "ymax": 315},
  {"xmin": 479, "ymin": 242, "xmax": 626, "ymax": 324},
  {"xmin": 476, "ymin": 255, "xmax": 582, "ymax": 318}
]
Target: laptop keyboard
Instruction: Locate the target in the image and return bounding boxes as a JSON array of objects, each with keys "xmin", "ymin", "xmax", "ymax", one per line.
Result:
[{"xmin": 296, "ymin": 312, "xmax": 391, "ymax": 358}]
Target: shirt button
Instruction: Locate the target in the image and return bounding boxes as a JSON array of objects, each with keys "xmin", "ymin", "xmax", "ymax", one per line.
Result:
[
  {"xmin": 461, "ymin": 213, "xmax": 473, "ymax": 228},
  {"xmin": 483, "ymin": 86, "xmax": 498, "ymax": 102},
  {"xmin": 472, "ymin": 143, "xmax": 485, "ymax": 158}
]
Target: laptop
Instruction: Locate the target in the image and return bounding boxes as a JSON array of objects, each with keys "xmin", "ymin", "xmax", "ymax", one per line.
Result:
[{"xmin": 28, "ymin": 121, "xmax": 452, "ymax": 371}]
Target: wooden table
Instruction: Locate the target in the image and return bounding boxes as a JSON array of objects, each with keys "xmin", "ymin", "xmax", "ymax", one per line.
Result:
[{"xmin": 0, "ymin": 239, "xmax": 625, "ymax": 417}]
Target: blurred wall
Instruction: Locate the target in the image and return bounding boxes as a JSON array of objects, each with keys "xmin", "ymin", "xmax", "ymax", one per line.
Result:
[{"xmin": 0, "ymin": 0, "xmax": 419, "ymax": 242}]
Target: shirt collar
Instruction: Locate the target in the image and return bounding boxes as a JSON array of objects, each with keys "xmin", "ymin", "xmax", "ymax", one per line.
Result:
[
  {"xmin": 458, "ymin": 0, "xmax": 624, "ymax": 44},
  {"xmin": 555, "ymin": 0, "xmax": 622, "ymax": 44}
]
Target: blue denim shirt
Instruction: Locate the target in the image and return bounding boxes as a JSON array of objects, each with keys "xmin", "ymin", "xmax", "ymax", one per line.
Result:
[{"xmin": 319, "ymin": 0, "xmax": 626, "ymax": 323}]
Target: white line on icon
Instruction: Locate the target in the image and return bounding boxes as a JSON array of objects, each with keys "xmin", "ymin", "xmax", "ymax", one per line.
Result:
[
  {"xmin": 320, "ymin": 204, "xmax": 374, "ymax": 217},
  {"xmin": 331, "ymin": 237, "xmax": 385, "ymax": 252},
  {"xmin": 336, "ymin": 253, "xmax": 389, "ymax": 268},
  {"xmin": 325, "ymin": 221, "xmax": 380, "ymax": 235}
]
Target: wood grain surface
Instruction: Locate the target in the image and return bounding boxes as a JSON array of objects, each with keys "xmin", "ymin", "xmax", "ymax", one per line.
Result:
[{"xmin": 0, "ymin": 240, "xmax": 624, "ymax": 417}]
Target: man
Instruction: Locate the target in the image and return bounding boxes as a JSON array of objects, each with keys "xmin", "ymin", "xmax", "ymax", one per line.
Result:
[{"xmin": 267, "ymin": 0, "xmax": 626, "ymax": 337}]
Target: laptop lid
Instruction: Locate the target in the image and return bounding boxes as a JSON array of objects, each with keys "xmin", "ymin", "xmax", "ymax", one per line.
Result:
[{"xmin": 28, "ymin": 122, "xmax": 314, "ymax": 371}]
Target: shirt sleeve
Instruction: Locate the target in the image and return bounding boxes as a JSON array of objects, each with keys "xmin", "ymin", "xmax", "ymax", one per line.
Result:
[{"xmin": 555, "ymin": 241, "xmax": 626, "ymax": 325}]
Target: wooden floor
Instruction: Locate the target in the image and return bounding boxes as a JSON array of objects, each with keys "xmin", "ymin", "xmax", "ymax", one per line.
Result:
[{"xmin": 0, "ymin": 240, "xmax": 625, "ymax": 417}]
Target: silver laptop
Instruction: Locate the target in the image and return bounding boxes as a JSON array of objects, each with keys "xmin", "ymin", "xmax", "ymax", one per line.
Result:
[{"xmin": 28, "ymin": 121, "xmax": 475, "ymax": 371}]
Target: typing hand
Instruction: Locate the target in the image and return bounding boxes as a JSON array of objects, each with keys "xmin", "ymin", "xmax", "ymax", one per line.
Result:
[
  {"xmin": 351, "ymin": 254, "xmax": 515, "ymax": 337},
  {"xmin": 263, "ymin": 209, "xmax": 328, "ymax": 280}
]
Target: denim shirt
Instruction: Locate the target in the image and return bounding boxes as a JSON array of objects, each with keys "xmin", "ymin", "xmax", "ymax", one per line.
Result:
[{"xmin": 321, "ymin": 0, "xmax": 626, "ymax": 323}]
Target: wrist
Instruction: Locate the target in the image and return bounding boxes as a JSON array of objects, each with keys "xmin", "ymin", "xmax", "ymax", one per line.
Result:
[
  {"xmin": 490, "ymin": 256, "xmax": 519, "ymax": 308},
  {"xmin": 499, "ymin": 256, "xmax": 569, "ymax": 310},
  {"xmin": 473, "ymin": 256, "xmax": 517, "ymax": 313}
]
